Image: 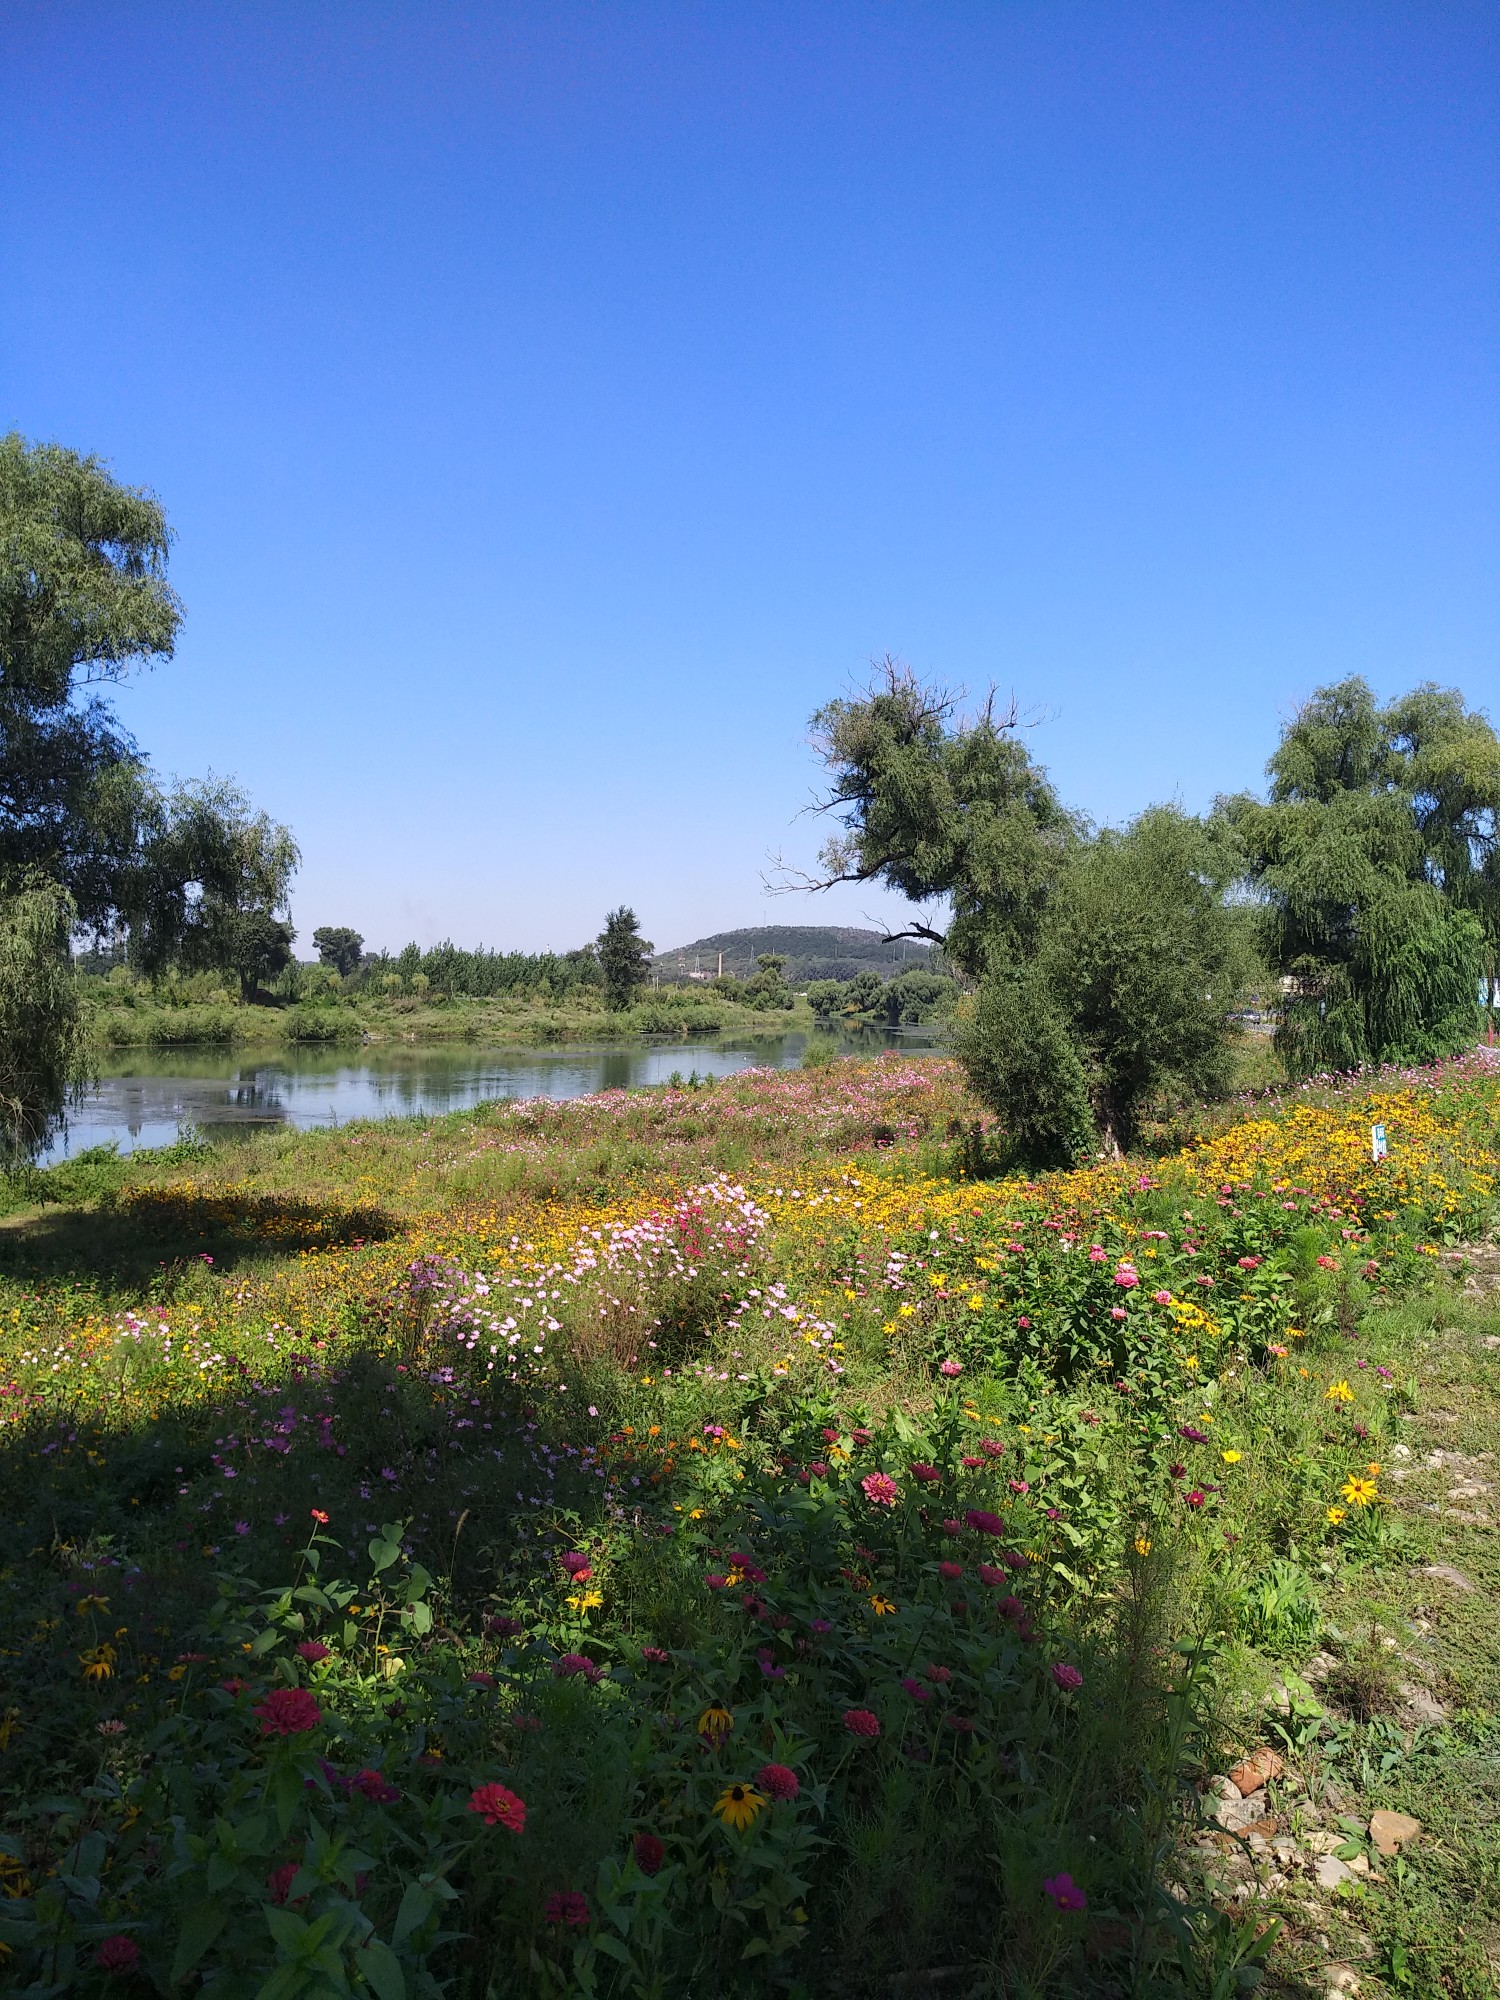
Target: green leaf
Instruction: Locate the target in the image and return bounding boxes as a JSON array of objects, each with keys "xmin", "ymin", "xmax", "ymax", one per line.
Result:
[
  {"xmin": 391, "ymin": 1883, "xmax": 433, "ymax": 1947},
  {"xmin": 251, "ymin": 1627, "xmax": 282, "ymax": 1656},
  {"xmin": 367, "ymin": 1540, "xmax": 400, "ymax": 1574},
  {"xmin": 357, "ymin": 1938, "xmax": 406, "ymax": 2000},
  {"xmin": 172, "ymin": 1900, "xmax": 231, "ymax": 1983}
]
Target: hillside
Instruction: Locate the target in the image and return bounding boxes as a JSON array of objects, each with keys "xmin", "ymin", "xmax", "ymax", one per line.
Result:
[{"xmin": 654, "ymin": 924, "xmax": 936, "ymax": 984}]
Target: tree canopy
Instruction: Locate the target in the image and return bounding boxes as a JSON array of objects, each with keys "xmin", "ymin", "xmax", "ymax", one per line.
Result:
[
  {"xmin": 312, "ymin": 926, "xmax": 365, "ymax": 978},
  {"xmin": 1225, "ymin": 676, "xmax": 1498, "ymax": 1073},
  {"xmin": 800, "ymin": 662, "xmax": 1252, "ymax": 1160},
  {"xmin": 597, "ymin": 907, "xmax": 653, "ymax": 1011}
]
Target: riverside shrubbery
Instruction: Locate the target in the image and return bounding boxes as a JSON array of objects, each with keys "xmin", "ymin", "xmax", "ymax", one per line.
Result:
[{"xmin": 0, "ymin": 1053, "xmax": 1496, "ymax": 1994}]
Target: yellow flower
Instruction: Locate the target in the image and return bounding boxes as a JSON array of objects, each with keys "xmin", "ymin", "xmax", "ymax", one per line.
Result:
[
  {"xmin": 968, "ymin": 1296, "xmax": 984, "ymax": 1311},
  {"xmin": 1326, "ymin": 1505, "xmax": 1346, "ymax": 1525},
  {"xmin": 713, "ymin": 1782, "xmax": 767, "ymax": 1832},
  {"xmin": 698, "ymin": 1704, "xmax": 733, "ymax": 1744},
  {"xmin": 166, "ymin": 1664, "xmax": 188, "ymax": 1682},
  {"xmin": 1366, "ymin": 1462, "xmax": 1381, "ymax": 1476},
  {"xmin": 869, "ymin": 1595, "xmax": 896, "ymax": 1616},
  {"xmin": 1325, "ymin": 1380, "xmax": 1354, "ymax": 1403},
  {"xmin": 1340, "ymin": 1476, "xmax": 1378, "ymax": 1508},
  {"xmin": 566, "ymin": 1591, "xmax": 603, "ymax": 1613},
  {"xmin": 79, "ymin": 1644, "xmax": 116, "ymax": 1682},
  {"xmin": 1133, "ymin": 1536, "xmax": 1152, "ymax": 1556},
  {"xmin": 74, "ymin": 1594, "xmax": 109, "ymax": 1616},
  {"xmin": 1221, "ymin": 1450, "xmax": 1242, "ymax": 1464}
]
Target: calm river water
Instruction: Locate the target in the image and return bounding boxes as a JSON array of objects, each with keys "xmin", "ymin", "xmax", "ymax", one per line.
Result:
[{"xmin": 44, "ymin": 1028, "xmax": 940, "ymax": 1161}]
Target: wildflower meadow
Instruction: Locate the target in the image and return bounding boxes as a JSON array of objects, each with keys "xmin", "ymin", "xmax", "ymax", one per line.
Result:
[{"xmin": 1, "ymin": 1052, "xmax": 1498, "ymax": 1997}]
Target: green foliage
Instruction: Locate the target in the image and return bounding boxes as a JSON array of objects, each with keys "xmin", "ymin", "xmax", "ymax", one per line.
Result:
[
  {"xmin": 0, "ymin": 434, "xmax": 180, "ymax": 928},
  {"xmin": 1228, "ymin": 676, "xmax": 1498, "ymax": 1074},
  {"xmin": 953, "ymin": 963, "xmax": 1095, "ymax": 1168},
  {"xmin": 806, "ymin": 665, "xmax": 1251, "ymax": 1160},
  {"xmin": 0, "ymin": 878, "xmax": 88, "ymax": 1159},
  {"xmin": 312, "ymin": 928, "xmax": 365, "ymax": 979},
  {"xmin": 596, "ymin": 908, "xmax": 653, "ymax": 1013},
  {"xmin": 742, "ymin": 952, "xmax": 793, "ymax": 1011},
  {"xmin": 806, "ymin": 967, "xmax": 957, "ymax": 1024}
]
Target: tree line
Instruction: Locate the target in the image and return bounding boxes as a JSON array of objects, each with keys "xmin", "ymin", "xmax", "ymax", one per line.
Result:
[{"xmin": 797, "ymin": 660, "xmax": 1499, "ymax": 1163}]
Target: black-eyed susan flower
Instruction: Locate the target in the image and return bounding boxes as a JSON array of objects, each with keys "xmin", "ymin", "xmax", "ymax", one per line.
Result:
[{"xmin": 712, "ymin": 1783, "xmax": 766, "ymax": 1832}]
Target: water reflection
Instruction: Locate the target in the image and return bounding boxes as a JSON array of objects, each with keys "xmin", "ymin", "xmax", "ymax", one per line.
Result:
[{"xmin": 45, "ymin": 1027, "xmax": 938, "ymax": 1161}]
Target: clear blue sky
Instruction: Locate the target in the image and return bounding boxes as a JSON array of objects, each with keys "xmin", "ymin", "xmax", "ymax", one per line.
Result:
[{"xmin": 3, "ymin": 3, "xmax": 1496, "ymax": 955}]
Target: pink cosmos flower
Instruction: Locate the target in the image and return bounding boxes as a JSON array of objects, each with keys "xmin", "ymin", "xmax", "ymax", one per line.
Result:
[
  {"xmin": 1050, "ymin": 1662, "xmax": 1084, "ymax": 1691},
  {"xmin": 861, "ymin": 1472, "xmax": 900, "ymax": 1508},
  {"xmin": 756, "ymin": 1762, "xmax": 800, "ymax": 1799},
  {"xmin": 1043, "ymin": 1871, "xmax": 1087, "ymax": 1911},
  {"xmin": 844, "ymin": 1708, "xmax": 881, "ymax": 1738}
]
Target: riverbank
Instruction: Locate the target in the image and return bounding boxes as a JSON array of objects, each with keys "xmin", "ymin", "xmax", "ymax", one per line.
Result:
[
  {"xmin": 83, "ymin": 984, "xmax": 822, "ymax": 1048},
  {"xmin": 1, "ymin": 1051, "xmax": 1496, "ymax": 1994}
]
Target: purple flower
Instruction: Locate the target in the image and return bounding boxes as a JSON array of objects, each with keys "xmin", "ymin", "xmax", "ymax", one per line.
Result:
[
  {"xmin": 1050, "ymin": 1662, "xmax": 1083, "ymax": 1692},
  {"xmin": 1042, "ymin": 1871, "xmax": 1087, "ymax": 1912}
]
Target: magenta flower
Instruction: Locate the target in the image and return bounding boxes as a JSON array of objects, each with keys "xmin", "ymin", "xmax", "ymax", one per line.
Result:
[
  {"xmin": 94, "ymin": 1935, "xmax": 141, "ymax": 1973},
  {"xmin": 978, "ymin": 1563, "xmax": 1006, "ymax": 1586},
  {"xmin": 1043, "ymin": 1871, "xmax": 1087, "ymax": 1912},
  {"xmin": 295, "ymin": 1640, "xmax": 330, "ymax": 1664},
  {"xmin": 861, "ymin": 1472, "xmax": 899, "ymax": 1508},
  {"xmin": 560, "ymin": 1551, "xmax": 592, "ymax": 1579},
  {"xmin": 633, "ymin": 1831, "xmax": 665, "ymax": 1874},
  {"xmin": 1050, "ymin": 1662, "xmax": 1083, "ymax": 1692},
  {"xmin": 756, "ymin": 1761, "xmax": 800, "ymax": 1799},
  {"xmin": 908, "ymin": 1462, "xmax": 942, "ymax": 1483},
  {"xmin": 554, "ymin": 1652, "xmax": 602, "ymax": 1683},
  {"xmin": 964, "ymin": 1508, "xmax": 1005, "ymax": 1535},
  {"xmin": 545, "ymin": 1890, "xmax": 590, "ymax": 1929},
  {"xmin": 939, "ymin": 1560, "xmax": 964, "ymax": 1580},
  {"xmin": 1113, "ymin": 1268, "xmax": 1139, "ymax": 1288},
  {"xmin": 843, "ymin": 1707, "xmax": 881, "ymax": 1738},
  {"xmin": 938, "ymin": 1359, "xmax": 963, "ymax": 1377},
  {"xmin": 1152, "ymin": 1289, "xmax": 1171, "ymax": 1305}
]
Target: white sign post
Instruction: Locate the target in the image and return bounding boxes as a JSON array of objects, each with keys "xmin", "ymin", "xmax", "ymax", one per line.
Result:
[{"xmin": 1371, "ymin": 1123, "xmax": 1387, "ymax": 1163}]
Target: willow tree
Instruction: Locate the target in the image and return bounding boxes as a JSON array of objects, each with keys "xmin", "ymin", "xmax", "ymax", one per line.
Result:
[
  {"xmin": 1225, "ymin": 678, "xmax": 1498, "ymax": 1074},
  {"xmin": 793, "ymin": 661, "xmax": 1252, "ymax": 1161}
]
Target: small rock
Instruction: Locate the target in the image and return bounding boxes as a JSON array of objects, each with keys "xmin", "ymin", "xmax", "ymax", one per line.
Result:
[
  {"xmin": 1305, "ymin": 1830, "xmax": 1344, "ymax": 1856},
  {"xmin": 1209, "ymin": 1788, "xmax": 1268, "ymax": 1833},
  {"xmin": 1399, "ymin": 1682, "xmax": 1449, "ymax": 1725},
  {"xmin": 1324, "ymin": 1964, "xmax": 1361, "ymax": 1995},
  {"xmin": 1369, "ymin": 1809, "xmax": 1421, "ymax": 1856},
  {"xmin": 1314, "ymin": 1854, "xmax": 1354, "ymax": 1891},
  {"xmin": 1482, "ymin": 1335, "xmax": 1500, "ymax": 1350},
  {"xmin": 1228, "ymin": 1746, "xmax": 1285, "ymax": 1796},
  {"xmin": 1346, "ymin": 1852, "xmax": 1371, "ymax": 1877}
]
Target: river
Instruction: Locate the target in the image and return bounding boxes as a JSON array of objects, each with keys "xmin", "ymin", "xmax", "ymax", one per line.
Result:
[{"xmin": 43, "ymin": 1027, "xmax": 941, "ymax": 1161}]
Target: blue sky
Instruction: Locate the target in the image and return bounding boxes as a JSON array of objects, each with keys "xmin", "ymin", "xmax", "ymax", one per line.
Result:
[{"xmin": 3, "ymin": 3, "xmax": 1496, "ymax": 955}]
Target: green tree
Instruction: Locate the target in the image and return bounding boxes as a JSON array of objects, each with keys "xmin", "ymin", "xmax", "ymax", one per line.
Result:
[
  {"xmin": 597, "ymin": 907, "xmax": 653, "ymax": 1011},
  {"xmin": 1225, "ymin": 677, "xmax": 1498, "ymax": 1074},
  {"xmin": 312, "ymin": 925, "xmax": 364, "ymax": 978},
  {"xmin": 796, "ymin": 663, "xmax": 1250, "ymax": 1161},
  {"xmin": 0, "ymin": 879, "xmax": 87, "ymax": 1161},
  {"xmin": 745, "ymin": 951, "xmax": 793, "ymax": 1011},
  {"xmin": 0, "ymin": 434, "xmax": 181, "ymax": 924}
]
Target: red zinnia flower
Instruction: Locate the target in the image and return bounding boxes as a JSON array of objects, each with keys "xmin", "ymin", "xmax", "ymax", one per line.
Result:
[
  {"xmin": 253, "ymin": 1686, "xmax": 322, "ymax": 1736},
  {"xmin": 641, "ymin": 1645, "xmax": 670, "ymax": 1664},
  {"xmin": 908, "ymin": 1462, "xmax": 941, "ymax": 1483},
  {"xmin": 977, "ymin": 1563, "xmax": 1006, "ymax": 1586},
  {"xmin": 964, "ymin": 1509, "xmax": 1005, "ymax": 1536},
  {"xmin": 545, "ymin": 1890, "xmax": 590, "ymax": 1928},
  {"xmin": 468, "ymin": 1782, "xmax": 526, "ymax": 1832},
  {"xmin": 861, "ymin": 1472, "xmax": 899, "ymax": 1507},
  {"xmin": 560, "ymin": 1551, "xmax": 592, "ymax": 1578},
  {"xmin": 756, "ymin": 1761, "xmax": 800, "ymax": 1800},
  {"xmin": 266, "ymin": 1862, "xmax": 301, "ymax": 1905},
  {"xmin": 843, "ymin": 1708, "xmax": 881, "ymax": 1738},
  {"xmin": 309, "ymin": 1509, "xmax": 329, "ymax": 1524},
  {"xmin": 295, "ymin": 1640, "xmax": 330, "ymax": 1663},
  {"xmin": 1050, "ymin": 1661, "xmax": 1084, "ymax": 1691},
  {"xmin": 939, "ymin": 1560, "xmax": 963, "ymax": 1580},
  {"xmin": 554, "ymin": 1652, "xmax": 602, "ymax": 1682},
  {"xmin": 633, "ymin": 1830, "xmax": 665, "ymax": 1874},
  {"xmin": 94, "ymin": 1935, "xmax": 140, "ymax": 1973}
]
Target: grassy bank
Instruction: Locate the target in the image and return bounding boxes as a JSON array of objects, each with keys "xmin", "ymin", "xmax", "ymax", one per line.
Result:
[
  {"xmin": 0, "ymin": 1053, "xmax": 1496, "ymax": 1995},
  {"xmin": 82, "ymin": 983, "xmax": 821, "ymax": 1049}
]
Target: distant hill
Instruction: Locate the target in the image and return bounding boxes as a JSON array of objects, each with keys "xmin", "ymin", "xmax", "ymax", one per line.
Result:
[{"xmin": 654, "ymin": 925, "xmax": 936, "ymax": 986}]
